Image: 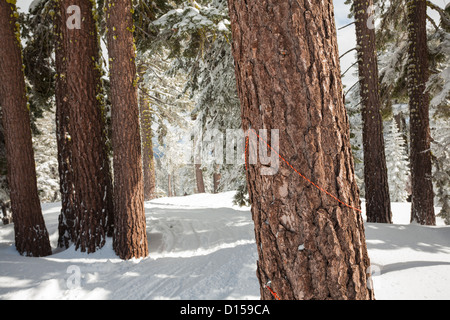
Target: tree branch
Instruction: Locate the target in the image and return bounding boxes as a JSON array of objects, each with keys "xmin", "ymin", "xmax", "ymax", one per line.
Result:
[
  {"xmin": 338, "ymin": 21, "xmax": 355, "ymax": 31},
  {"xmin": 427, "ymin": 1, "xmax": 450, "ymax": 30},
  {"xmin": 339, "ymin": 48, "xmax": 357, "ymax": 60},
  {"xmin": 342, "ymin": 61, "xmax": 358, "ymax": 78}
]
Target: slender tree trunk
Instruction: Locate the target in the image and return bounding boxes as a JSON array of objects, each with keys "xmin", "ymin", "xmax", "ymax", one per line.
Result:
[
  {"xmin": 213, "ymin": 164, "xmax": 221, "ymax": 194},
  {"xmin": 172, "ymin": 173, "xmax": 177, "ymax": 197},
  {"xmin": 407, "ymin": 0, "xmax": 435, "ymax": 225},
  {"xmin": 195, "ymin": 164, "xmax": 205, "ymax": 193},
  {"xmin": 0, "ymin": 0, "xmax": 51, "ymax": 257},
  {"xmin": 228, "ymin": 0, "xmax": 374, "ymax": 300},
  {"xmin": 54, "ymin": 0, "xmax": 114, "ymax": 253},
  {"xmin": 353, "ymin": 0, "xmax": 392, "ymax": 223},
  {"xmin": 168, "ymin": 173, "xmax": 173, "ymax": 197},
  {"xmin": 138, "ymin": 64, "xmax": 156, "ymax": 201},
  {"xmin": 105, "ymin": 0, "xmax": 148, "ymax": 259}
]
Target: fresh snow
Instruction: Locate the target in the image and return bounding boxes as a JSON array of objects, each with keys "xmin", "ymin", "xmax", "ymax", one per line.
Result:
[{"xmin": 0, "ymin": 191, "xmax": 449, "ymax": 300}]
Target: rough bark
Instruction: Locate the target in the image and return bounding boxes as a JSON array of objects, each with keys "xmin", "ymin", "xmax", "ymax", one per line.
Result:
[
  {"xmin": 353, "ymin": 0, "xmax": 392, "ymax": 223},
  {"xmin": 54, "ymin": 0, "xmax": 114, "ymax": 253},
  {"xmin": 227, "ymin": 0, "xmax": 374, "ymax": 300},
  {"xmin": 105, "ymin": 0, "xmax": 149, "ymax": 259},
  {"xmin": 0, "ymin": 0, "xmax": 51, "ymax": 257},
  {"xmin": 53, "ymin": 0, "xmax": 75, "ymax": 248},
  {"xmin": 406, "ymin": 0, "xmax": 435, "ymax": 225}
]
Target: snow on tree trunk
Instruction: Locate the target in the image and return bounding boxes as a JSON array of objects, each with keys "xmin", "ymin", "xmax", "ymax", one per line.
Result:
[
  {"xmin": 353, "ymin": 0, "xmax": 392, "ymax": 223},
  {"xmin": 227, "ymin": 0, "xmax": 374, "ymax": 300},
  {"xmin": 407, "ymin": 0, "xmax": 436, "ymax": 225},
  {"xmin": 53, "ymin": 0, "xmax": 75, "ymax": 249},
  {"xmin": 54, "ymin": 0, "xmax": 114, "ymax": 253}
]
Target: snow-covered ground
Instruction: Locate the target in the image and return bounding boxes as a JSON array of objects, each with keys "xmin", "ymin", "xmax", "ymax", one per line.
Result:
[{"xmin": 0, "ymin": 192, "xmax": 449, "ymax": 300}]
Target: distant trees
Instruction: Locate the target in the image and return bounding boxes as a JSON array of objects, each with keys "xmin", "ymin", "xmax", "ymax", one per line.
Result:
[
  {"xmin": 0, "ymin": 0, "xmax": 51, "ymax": 257},
  {"xmin": 385, "ymin": 120, "xmax": 410, "ymax": 202},
  {"xmin": 374, "ymin": 0, "xmax": 450, "ymax": 225}
]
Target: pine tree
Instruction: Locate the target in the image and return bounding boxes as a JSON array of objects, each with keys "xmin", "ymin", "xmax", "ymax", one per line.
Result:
[
  {"xmin": 54, "ymin": 0, "xmax": 114, "ymax": 252},
  {"xmin": 407, "ymin": 0, "xmax": 435, "ymax": 225},
  {"xmin": 385, "ymin": 120, "xmax": 410, "ymax": 202},
  {"xmin": 105, "ymin": 0, "xmax": 149, "ymax": 259},
  {"xmin": 0, "ymin": 0, "xmax": 52, "ymax": 257},
  {"xmin": 137, "ymin": 62, "xmax": 156, "ymax": 201},
  {"xmin": 431, "ymin": 119, "xmax": 450, "ymax": 224},
  {"xmin": 147, "ymin": 0, "xmax": 244, "ymax": 197},
  {"xmin": 352, "ymin": 0, "xmax": 392, "ymax": 223},
  {"xmin": 227, "ymin": 0, "xmax": 374, "ymax": 299}
]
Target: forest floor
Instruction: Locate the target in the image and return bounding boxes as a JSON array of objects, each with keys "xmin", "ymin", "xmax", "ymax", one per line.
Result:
[{"xmin": 0, "ymin": 191, "xmax": 449, "ymax": 300}]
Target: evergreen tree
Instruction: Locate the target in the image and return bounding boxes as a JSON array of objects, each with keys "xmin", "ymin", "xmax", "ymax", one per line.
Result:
[
  {"xmin": 105, "ymin": 0, "xmax": 148, "ymax": 259},
  {"xmin": 0, "ymin": 0, "xmax": 52, "ymax": 257},
  {"xmin": 147, "ymin": 0, "xmax": 245, "ymax": 199},
  {"xmin": 407, "ymin": 0, "xmax": 435, "ymax": 225},
  {"xmin": 352, "ymin": 0, "xmax": 392, "ymax": 223},
  {"xmin": 227, "ymin": 0, "xmax": 374, "ymax": 299},
  {"xmin": 54, "ymin": 0, "xmax": 114, "ymax": 252},
  {"xmin": 137, "ymin": 61, "xmax": 157, "ymax": 201},
  {"xmin": 431, "ymin": 119, "xmax": 450, "ymax": 224},
  {"xmin": 385, "ymin": 120, "xmax": 410, "ymax": 202}
]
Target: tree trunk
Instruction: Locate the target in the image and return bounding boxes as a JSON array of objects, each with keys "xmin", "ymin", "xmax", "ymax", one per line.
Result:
[
  {"xmin": 54, "ymin": 0, "xmax": 114, "ymax": 253},
  {"xmin": 213, "ymin": 164, "xmax": 221, "ymax": 194},
  {"xmin": 53, "ymin": 0, "xmax": 75, "ymax": 248},
  {"xmin": 138, "ymin": 64, "xmax": 156, "ymax": 201},
  {"xmin": 406, "ymin": 0, "xmax": 435, "ymax": 225},
  {"xmin": 105, "ymin": 0, "xmax": 149, "ymax": 259},
  {"xmin": 168, "ymin": 173, "xmax": 173, "ymax": 197},
  {"xmin": 227, "ymin": 0, "xmax": 374, "ymax": 300},
  {"xmin": 353, "ymin": 0, "xmax": 392, "ymax": 223},
  {"xmin": 195, "ymin": 164, "xmax": 205, "ymax": 193},
  {"xmin": 0, "ymin": 0, "xmax": 51, "ymax": 257}
]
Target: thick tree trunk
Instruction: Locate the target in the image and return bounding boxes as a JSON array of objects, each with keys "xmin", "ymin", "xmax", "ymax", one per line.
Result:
[
  {"xmin": 54, "ymin": 0, "xmax": 114, "ymax": 253},
  {"xmin": 228, "ymin": 0, "xmax": 374, "ymax": 300},
  {"xmin": 105, "ymin": 0, "xmax": 149, "ymax": 259},
  {"xmin": 0, "ymin": 0, "xmax": 51, "ymax": 257},
  {"xmin": 353, "ymin": 0, "xmax": 392, "ymax": 223},
  {"xmin": 195, "ymin": 164, "xmax": 206, "ymax": 193},
  {"xmin": 406, "ymin": 0, "xmax": 435, "ymax": 225},
  {"xmin": 54, "ymin": 0, "xmax": 75, "ymax": 248}
]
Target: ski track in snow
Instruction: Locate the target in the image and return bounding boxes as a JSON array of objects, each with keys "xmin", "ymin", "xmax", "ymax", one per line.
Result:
[{"xmin": 0, "ymin": 192, "xmax": 449, "ymax": 300}]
